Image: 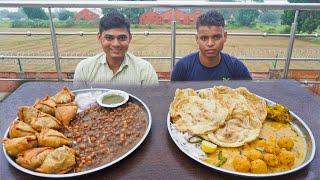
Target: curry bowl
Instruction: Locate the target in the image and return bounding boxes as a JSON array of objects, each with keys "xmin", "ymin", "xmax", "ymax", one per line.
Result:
[
  {"xmin": 2, "ymin": 88, "xmax": 152, "ymax": 178},
  {"xmin": 96, "ymin": 90, "xmax": 129, "ymax": 108}
]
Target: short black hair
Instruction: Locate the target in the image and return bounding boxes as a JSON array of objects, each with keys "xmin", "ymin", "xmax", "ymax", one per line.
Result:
[
  {"xmin": 99, "ymin": 11, "xmax": 131, "ymax": 34},
  {"xmin": 196, "ymin": 10, "xmax": 225, "ymax": 30}
]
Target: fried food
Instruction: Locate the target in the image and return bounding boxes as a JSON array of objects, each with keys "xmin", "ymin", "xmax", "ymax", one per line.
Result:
[
  {"xmin": 235, "ymin": 87, "xmax": 267, "ymax": 123},
  {"xmin": 37, "ymin": 128, "xmax": 70, "ymax": 148},
  {"xmin": 251, "ymin": 159, "xmax": 268, "ymax": 174},
  {"xmin": 278, "ymin": 148, "xmax": 295, "ymax": 166},
  {"xmin": 36, "ymin": 146, "xmax": 76, "ymax": 174},
  {"xmin": 244, "ymin": 149, "xmax": 262, "ymax": 161},
  {"xmin": 33, "ymin": 96, "xmax": 56, "ymax": 116},
  {"xmin": 263, "ymin": 153, "xmax": 279, "ymax": 167},
  {"xmin": 170, "ymin": 86, "xmax": 268, "ymax": 147},
  {"xmin": 232, "ymin": 155, "xmax": 251, "ymax": 172},
  {"xmin": 277, "ymin": 136, "xmax": 294, "ymax": 151},
  {"xmin": 8, "ymin": 120, "xmax": 37, "ymax": 138},
  {"xmin": 55, "ymin": 103, "xmax": 78, "ymax": 126},
  {"xmin": 16, "ymin": 147, "xmax": 53, "ymax": 170},
  {"xmin": 18, "ymin": 106, "xmax": 39, "ymax": 125},
  {"xmin": 267, "ymin": 104, "xmax": 291, "ymax": 123},
  {"xmin": 3, "ymin": 135, "xmax": 38, "ymax": 157},
  {"xmin": 170, "ymin": 88, "xmax": 228, "ymax": 134},
  {"xmin": 51, "ymin": 87, "xmax": 75, "ymax": 104},
  {"xmin": 264, "ymin": 137, "xmax": 281, "ymax": 155},
  {"xmin": 30, "ymin": 112, "xmax": 62, "ymax": 131}
]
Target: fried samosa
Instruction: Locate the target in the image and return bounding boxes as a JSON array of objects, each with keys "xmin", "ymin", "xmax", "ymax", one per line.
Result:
[
  {"xmin": 33, "ymin": 96, "xmax": 56, "ymax": 116},
  {"xmin": 36, "ymin": 146, "xmax": 76, "ymax": 174},
  {"xmin": 55, "ymin": 103, "xmax": 78, "ymax": 126},
  {"xmin": 18, "ymin": 106, "xmax": 39, "ymax": 125},
  {"xmin": 51, "ymin": 87, "xmax": 75, "ymax": 104},
  {"xmin": 30, "ymin": 113, "xmax": 62, "ymax": 131},
  {"xmin": 16, "ymin": 147, "xmax": 53, "ymax": 170},
  {"xmin": 37, "ymin": 128, "xmax": 70, "ymax": 148},
  {"xmin": 9, "ymin": 120, "xmax": 37, "ymax": 138},
  {"xmin": 3, "ymin": 135, "xmax": 38, "ymax": 157}
]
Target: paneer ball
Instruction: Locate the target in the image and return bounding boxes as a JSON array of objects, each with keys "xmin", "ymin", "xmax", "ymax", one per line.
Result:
[
  {"xmin": 277, "ymin": 136, "xmax": 294, "ymax": 151},
  {"xmin": 279, "ymin": 149, "xmax": 295, "ymax": 166},
  {"xmin": 232, "ymin": 155, "xmax": 251, "ymax": 173},
  {"xmin": 263, "ymin": 153, "xmax": 279, "ymax": 167},
  {"xmin": 244, "ymin": 149, "xmax": 262, "ymax": 161},
  {"xmin": 251, "ymin": 159, "xmax": 268, "ymax": 174}
]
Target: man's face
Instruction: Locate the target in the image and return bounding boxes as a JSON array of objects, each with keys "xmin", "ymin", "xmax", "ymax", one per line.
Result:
[
  {"xmin": 98, "ymin": 28, "xmax": 132, "ymax": 61},
  {"xmin": 196, "ymin": 26, "xmax": 227, "ymax": 60}
]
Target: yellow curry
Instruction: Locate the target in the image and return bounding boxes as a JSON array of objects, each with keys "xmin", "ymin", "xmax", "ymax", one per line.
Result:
[{"xmin": 202, "ymin": 120, "xmax": 306, "ymax": 174}]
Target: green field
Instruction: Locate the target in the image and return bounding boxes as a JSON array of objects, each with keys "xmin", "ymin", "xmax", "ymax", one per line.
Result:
[{"xmin": 0, "ymin": 27, "xmax": 319, "ymax": 73}]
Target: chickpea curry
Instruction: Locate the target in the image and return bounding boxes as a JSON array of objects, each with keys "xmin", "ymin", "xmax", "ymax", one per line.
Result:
[{"xmin": 62, "ymin": 102, "xmax": 146, "ymax": 172}]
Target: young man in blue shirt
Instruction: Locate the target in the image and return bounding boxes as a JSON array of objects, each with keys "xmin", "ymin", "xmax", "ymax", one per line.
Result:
[{"xmin": 171, "ymin": 10, "xmax": 252, "ymax": 81}]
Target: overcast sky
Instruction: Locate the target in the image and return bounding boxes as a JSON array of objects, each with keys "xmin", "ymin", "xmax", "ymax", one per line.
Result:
[{"xmin": 0, "ymin": 0, "xmax": 289, "ymax": 12}]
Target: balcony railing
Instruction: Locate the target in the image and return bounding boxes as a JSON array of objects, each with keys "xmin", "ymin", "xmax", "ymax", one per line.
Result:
[{"xmin": 0, "ymin": 1, "xmax": 319, "ymax": 83}]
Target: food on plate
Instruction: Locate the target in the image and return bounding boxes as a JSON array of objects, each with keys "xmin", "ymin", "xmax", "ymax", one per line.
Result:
[
  {"xmin": 8, "ymin": 120, "xmax": 37, "ymax": 138},
  {"xmin": 264, "ymin": 136, "xmax": 281, "ymax": 155},
  {"xmin": 51, "ymin": 87, "xmax": 75, "ymax": 104},
  {"xmin": 55, "ymin": 103, "xmax": 78, "ymax": 126},
  {"xmin": 61, "ymin": 102, "xmax": 146, "ymax": 172},
  {"xmin": 3, "ymin": 135, "xmax": 38, "ymax": 157},
  {"xmin": 16, "ymin": 147, "xmax": 53, "ymax": 170},
  {"xmin": 33, "ymin": 96, "xmax": 57, "ymax": 116},
  {"xmin": 170, "ymin": 86, "xmax": 266, "ymax": 147},
  {"xmin": 201, "ymin": 140, "xmax": 217, "ymax": 154},
  {"xmin": 18, "ymin": 106, "xmax": 39, "ymax": 125},
  {"xmin": 250, "ymin": 159, "xmax": 268, "ymax": 174},
  {"xmin": 235, "ymin": 87, "xmax": 267, "ymax": 123},
  {"xmin": 277, "ymin": 136, "xmax": 294, "ymax": 151},
  {"xmin": 278, "ymin": 148, "xmax": 295, "ymax": 166},
  {"xmin": 30, "ymin": 112, "xmax": 62, "ymax": 131},
  {"xmin": 37, "ymin": 128, "xmax": 70, "ymax": 148},
  {"xmin": 169, "ymin": 86, "xmax": 307, "ymax": 174},
  {"xmin": 267, "ymin": 104, "xmax": 291, "ymax": 123},
  {"xmin": 18, "ymin": 106, "xmax": 62, "ymax": 131},
  {"xmin": 243, "ymin": 149, "xmax": 262, "ymax": 161},
  {"xmin": 36, "ymin": 146, "xmax": 76, "ymax": 174},
  {"xmin": 170, "ymin": 88, "xmax": 228, "ymax": 135},
  {"xmin": 263, "ymin": 153, "xmax": 279, "ymax": 167},
  {"xmin": 3, "ymin": 87, "xmax": 148, "ymax": 175},
  {"xmin": 232, "ymin": 155, "xmax": 251, "ymax": 172}
]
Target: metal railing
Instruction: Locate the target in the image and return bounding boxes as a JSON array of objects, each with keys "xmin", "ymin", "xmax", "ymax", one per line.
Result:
[{"xmin": 0, "ymin": 1, "xmax": 320, "ymax": 82}]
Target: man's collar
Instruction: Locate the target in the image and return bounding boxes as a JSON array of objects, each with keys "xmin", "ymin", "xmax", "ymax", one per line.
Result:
[{"xmin": 100, "ymin": 52, "xmax": 129, "ymax": 69}]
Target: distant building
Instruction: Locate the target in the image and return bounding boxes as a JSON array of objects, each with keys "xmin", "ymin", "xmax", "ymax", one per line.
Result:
[
  {"xmin": 139, "ymin": 11, "xmax": 162, "ymax": 25},
  {"xmin": 74, "ymin": 8, "xmax": 102, "ymax": 20},
  {"xmin": 139, "ymin": 9, "xmax": 203, "ymax": 25}
]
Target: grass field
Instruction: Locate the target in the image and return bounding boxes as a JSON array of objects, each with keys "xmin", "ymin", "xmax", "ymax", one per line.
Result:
[{"xmin": 0, "ymin": 27, "xmax": 319, "ymax": 73}]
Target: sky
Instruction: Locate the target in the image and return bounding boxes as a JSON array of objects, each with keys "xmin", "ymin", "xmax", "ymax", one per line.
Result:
[{"xmin": 0, "ymin": 0, "xmax": 290, "ymax": 12}]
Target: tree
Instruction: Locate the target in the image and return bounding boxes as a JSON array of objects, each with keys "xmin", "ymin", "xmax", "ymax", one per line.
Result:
[
  {"xmin": 7, "ymin": 11, "xmax": 26, "ymax": 20},
  {"xmin": 281, "ymin": 0, "xmax": 320, "ymax": 33},
  {"xmin": 0, "ymin": 9, "xmax": 10, "ymax": 18},
  {"xmin": 57, "ymin": 9, "xmax": 74, "ymax": 20},
  {"xmin": 22, "ymin": 7, "xmax": 48, "ymax": 20},
  {"xmin": 258, "ymin": 10, "xmax": 282, "ymax": 24},
  {"xmin": 101, "ymin": 0, "xmax": 153, "ymax": 24},
  {"xmin": 235, "ymin": 9, "xmax": 260, "ymax": 26}
]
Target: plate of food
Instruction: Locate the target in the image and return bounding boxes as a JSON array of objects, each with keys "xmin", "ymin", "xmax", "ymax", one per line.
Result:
[
  {"xmin": 167, "ymin": 86, "xmax": 315, "ymax": 177},
  {"xmin": 2, "ymin": 87, "xmax": 152, "ymax": 178}
]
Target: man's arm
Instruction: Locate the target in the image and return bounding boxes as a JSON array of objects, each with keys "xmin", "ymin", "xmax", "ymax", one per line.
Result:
[
  {"xmin": 73, "ymin": 62, "xmax": 85, "ymax": 82},
  {"xmin": 233, "ymin": 60, "xmax": 252, "ymax": 80},
  {"xmin": 141, "ymin": 63, "xmax": 159, "ymax": 86}
]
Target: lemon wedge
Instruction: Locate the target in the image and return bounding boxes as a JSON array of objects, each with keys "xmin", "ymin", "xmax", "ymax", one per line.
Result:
[{"xmin": 201, "ymin": 140, "xmax": 217, "ymax": 154}]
